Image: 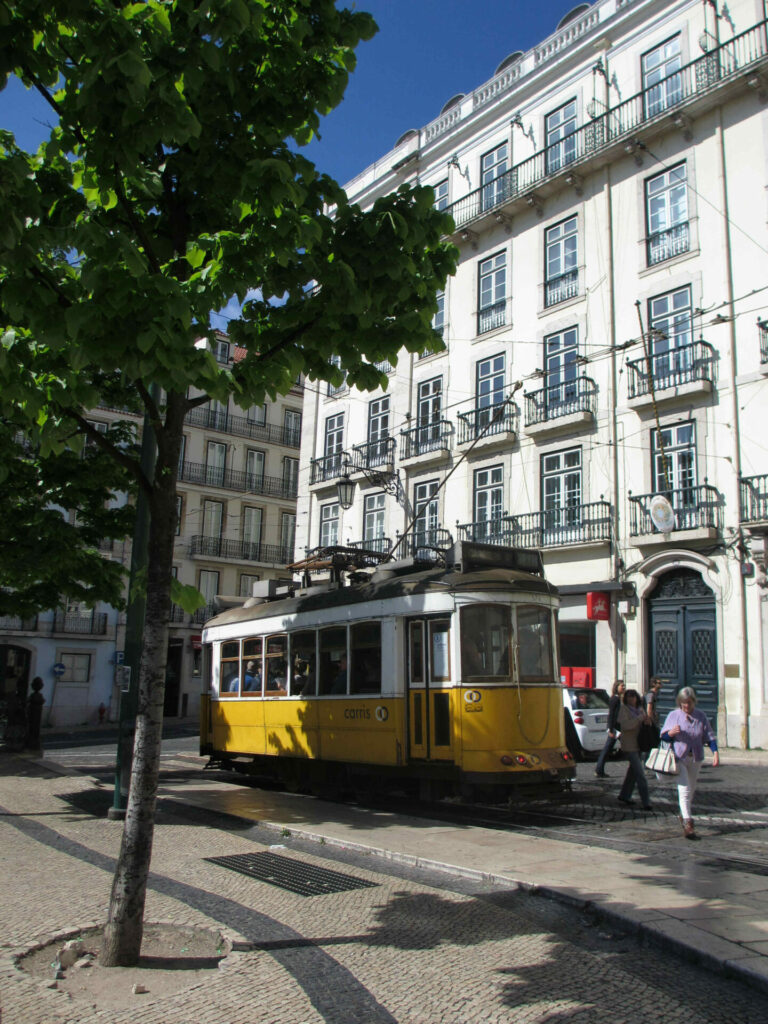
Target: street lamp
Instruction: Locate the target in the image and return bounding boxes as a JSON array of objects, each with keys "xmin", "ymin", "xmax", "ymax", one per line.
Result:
[{"xmin": 337, "ymin": 472, "xmax": 355, "ymax": 510}]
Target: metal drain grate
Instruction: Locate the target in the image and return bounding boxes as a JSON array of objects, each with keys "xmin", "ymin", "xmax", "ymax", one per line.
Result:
[{"xmin": 205, "ymin": 851, "xmax": 379, "ymax": 897}]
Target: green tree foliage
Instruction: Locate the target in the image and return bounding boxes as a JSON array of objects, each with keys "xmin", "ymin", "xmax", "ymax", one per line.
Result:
[{"xmin": 0, "ymin": 0, "xmax": 455, "ymax": 965}]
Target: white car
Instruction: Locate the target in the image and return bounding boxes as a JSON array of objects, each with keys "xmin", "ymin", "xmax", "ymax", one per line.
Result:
[{"xmin": 562, "ymin": 687, "xmax": 612, "ymax": 761}]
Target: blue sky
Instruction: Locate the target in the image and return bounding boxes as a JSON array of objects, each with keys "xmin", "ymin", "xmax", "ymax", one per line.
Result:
[{"xmin": 0, "ymin": 1, "xmax": 578, "ymax": 184}]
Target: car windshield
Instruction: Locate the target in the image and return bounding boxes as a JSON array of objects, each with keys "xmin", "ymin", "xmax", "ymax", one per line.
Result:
[{"xmin": 569, "ymin": 688, "xmax": 609, "ymax": 710}]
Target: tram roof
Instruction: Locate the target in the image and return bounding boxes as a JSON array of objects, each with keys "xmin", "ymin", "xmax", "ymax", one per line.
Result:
[{"xmin": 204, "ymin": 565, "xmax": 558, "ymax": 631}]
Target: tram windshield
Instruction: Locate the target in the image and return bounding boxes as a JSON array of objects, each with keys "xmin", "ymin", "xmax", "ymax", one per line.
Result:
[
  {"xmin": 517, "ymin": 606, "xmax": 554, "ymax": 682},
  {"xmin": 460, "ymin": 605, "xmax": 512, "ymax": 681}
]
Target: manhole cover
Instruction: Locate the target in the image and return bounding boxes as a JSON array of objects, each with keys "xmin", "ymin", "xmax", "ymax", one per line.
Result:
[{"xmin": 206, "ymin": 851, "xmax": 379, "ymax": 897}]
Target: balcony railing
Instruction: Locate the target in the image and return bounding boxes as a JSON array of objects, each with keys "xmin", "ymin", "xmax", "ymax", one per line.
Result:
[
  {"xmin": 374, "ymin": 359, "xmax": 394, "ymax": 374},
  {"xmin": 184, "ymin": 407, "xmax": 301, "ymax": 448},
  {"xmin": 391, "ymin": 528, "xmax": 453, "ymax": 562},
  {"xmin": 53, "ymin": 611, "xmax": 109, "ymax": 635},
  {"xmin": 759, "ymin": 319, "xmax": 768, "ymax": 364},
  {"xmin": 629, "ymin": 485, "xmax": 722, "ymax": 535},
  {"xmin": 457, "ymin": 400, "xmax": 518, "ymax": 444},
  {"xmin": 457, "ymin": 518, "xmax": 517, "ymax": 546},
  {"xmin": 178, "ymin": 460, "xmax": 298, "ymax": 498},
  {"xmin": 347, "ymin": 536, "xmax": 392, "ymax": 555},
  {"xmin": 477, "ymin": 300, "xmax": 506, "ymax": 335},
  {"xmin": 446, "ymin": 21, "xmax": 768, "ymax": 230},
  {"xmin": 525, "ymin": 377, "xmax": 597, "ymax": 427},
  {"xmin": 400, "ymin": 420, "xmax": 453, "ymax": 460},
  {"xmin": 190, "ymin": 535, "xmax": 293, "ymax": 564},
  {"xmin": 349, "ymin": 437, "xmax": 395, "ymax": 472},
  {"xmin": 544, "ymin": 269, "xmax": 579, "ymax": 308},
  {"xmin": 740, "ymin": 474, "xmax": 768, "ymax": 523},
  {"xmin": 647, "ymin": 222, "xmax": 690, "ymax": 266},
  {"xmin": 169, "ymin": 604, "xmax": 187, "ymax": 623},
  {"xmin": 508, "ymin": 501, "xmax": 612, "ymax": 548},
  {"xmin": 192, "ymin": 603, "xmax": 217, "ymax": 625},
  {"xmin": 310, "ymin": 452, "xmax": 344, "ymax": 484},
  {"xmin": 0, "ymin": 615, "xmax": 38, "ymax": 631},
  {"xmin": 626, "ymin": 340, "xmax": 716, "ymax": 399}
]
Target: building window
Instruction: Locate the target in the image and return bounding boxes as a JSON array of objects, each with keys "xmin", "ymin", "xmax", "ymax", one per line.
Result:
[
  {"xmin": 476, "ymin": 353, "xmax": 506, "ymax": 428},
  {"xmin": 60, "ymin": 652, "xmax": 91, "ymax": 683},
  {"xmin": 319, "ymin": 503, "xmax": 339, "ymax": 546},
  {"xmin": 367, "ymin": 395, "xmax": 390, "ymax": 460},
  {"xmin": 175, "ymin": 494, "xmax": 182, "ymax": 536},
  {"xmin": 433, "ymin": 179, "xmax": 448, "ymax": 210},
  {"xmin": 328, "ymin": 354, "xmax": 346, "ymax": 396},
  {"xmin": 281, "ymin": 512, "xmax": 296, "ymax": 558},
  {"xmin": 642, "ymin": 35, "xmax": 682, "ymax": 118},
  {"xmin": 652, "ymin": 421, "xmax": 696, "ymax": 497},
  {"xmin": 199, "ymin": 569, "xmax": 219, "ymax": 609},
  {"xmin": 413, "ymin": 480, "xmax": 439, "ymax": 548},
  {"xmin": 283, "ymin": 457, "xmax": 298, "ymax": 491},
  {"xmin": 284, "ymin": 409, "xmax": 301, "ymax": 444},
  {"xmin": 247, "ymin": 403, "xmax": 266, "ymax": 425},
  {"xmin": 646, "ymin": 163, "xmax": 689, "ymax": 265},
  {"xmin": 545, "ymin": 99, "xmax": 578, "ymax": 174},
  {"xmin": 473, "ymin": 465, "xmax": 504, "ymax": 541},
  {"xmin": 246, "ymin": 449, "xmax": 265, "ymax": 489},
  {"xmin": 417, "ymin": 377, "xmax": 442, "ymax": 451},
  {"xmin": 205, "ymin": 440, "xmax": 226, "ymax": 487},
  {"xmin": 240, "ymin": 574, "xmax": 260, "ymax": 597},
  {"xmin": 363, "ymin": 493, "xmax": 387, "ymax": 548},
  {"xmin": 433, "ymin": 290, "xmax": 445, "ymax": 339},
  {"xmin": 481, "ymin": 143, "xmax": 509, "ymax": 212},
  {"xmin": 541, "ymin": 447, "xmax": 582, "ymax": 538},
  {"xmin": 242, "ymin": 506, "xmax": 263, "ymax": 555},
  {"xmin": 545, "ymin": 216, "xmax": 578, "ymax": 307},
  {"xmin": 649, "ymin": 285, "xmax": 693, "ymax": 379},
  {"xmin": 544, "ymin": 327, "xmax": 579, "ymax": 409},
  {"xmin": 202, "ymin": 500, "xmax": 223, "ymax": 541},
  {"xmin": 324, "ymin": 412, "xmax": 344, "ymax": 476},
  {"xmin": 478, "ymin": 251, "xmax": 506, "ymax": 333},
  {"xmin": 213, "ymin": 337, "xmax": 230, "ymax": 363},
  {"xmin": 178, "ymin": 434, "xmax": 186, "ymax": 474}
]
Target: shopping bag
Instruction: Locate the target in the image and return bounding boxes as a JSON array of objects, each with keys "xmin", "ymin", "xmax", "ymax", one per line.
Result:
[{"xmin": 645, "ymin": 742, "xmax": 677, "ymax": 775}]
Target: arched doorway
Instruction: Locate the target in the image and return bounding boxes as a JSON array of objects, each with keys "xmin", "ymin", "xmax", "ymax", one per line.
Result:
[
  {"xmin": 647, "ymin": 568, "xmax": 717, "ymax": 728},
  {"xmin": 0, "ymin": 644, "xmax": 32, "ymax": 749}
]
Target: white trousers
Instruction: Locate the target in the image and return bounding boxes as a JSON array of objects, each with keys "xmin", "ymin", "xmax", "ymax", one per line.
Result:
[{"xmin": 676, "ymin": 756, "xmax": 702, "ymax": 820}]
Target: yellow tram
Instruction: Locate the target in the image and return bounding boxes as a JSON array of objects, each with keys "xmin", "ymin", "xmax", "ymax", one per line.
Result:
[{"xmin": 199, "ymin": 541, "xmax": 574, "ymax": 799}]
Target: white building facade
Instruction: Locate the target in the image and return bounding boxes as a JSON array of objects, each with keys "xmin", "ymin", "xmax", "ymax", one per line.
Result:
[{"xmin": 296, "ymin": 0, "xmax": 768, "ymax": 748}]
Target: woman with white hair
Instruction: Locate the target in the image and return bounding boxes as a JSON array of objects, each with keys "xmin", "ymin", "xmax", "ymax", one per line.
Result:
[{"xmin": 661, "ymin": 687, "xmax": 719, "ymax": 839}]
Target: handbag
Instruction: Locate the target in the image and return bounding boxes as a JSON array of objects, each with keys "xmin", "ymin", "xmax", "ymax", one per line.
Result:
[{"xmin": 646, "ymin": 742, "xmax": 678, "ymax": 776}]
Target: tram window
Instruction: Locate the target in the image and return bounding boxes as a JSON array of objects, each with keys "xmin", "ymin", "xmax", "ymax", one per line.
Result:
[
  {"xmin": 319, "ymin": 626, "xmax": 347, "ymax": 695},
  {"xmin": 350, "ymin": 622, "xmax": 381, "ymax": 694},
  {"xmin": 410, "ymin": 623, "xmax": 425, "ymax": 683},
  {"xmin": 429, "ymin": 621, "xmax": 451, "ymax": 682},
  {"xmin": 460, "ymin": 605, "xmax": 511, "ymax": 681},
  {"xmin": 517, "ymin": 605, "xmax": 553, "ymax": 682},
  {"xmin": 241, "ymin": 637, "xmax": 263, "ymax": 694},
  {"xmin": 265, "ymin": 634, "xmax": 288, "ymax": 694},
  {"xmin": 220, "ymin": 640, "xmax": 241, "ymax": 696},
  {"xmin": 291, "ymin": 631, "xmax": 317, "ymax": 697}
]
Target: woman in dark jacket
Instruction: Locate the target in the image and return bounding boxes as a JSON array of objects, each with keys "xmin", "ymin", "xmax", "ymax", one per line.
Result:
[
  {"xmin": 594, "ymin": 679, "xmax": 625, "ymax": 777},
  {"xmin": 617, "ymin": 689, "xmax": 653, "ymax": 809}
]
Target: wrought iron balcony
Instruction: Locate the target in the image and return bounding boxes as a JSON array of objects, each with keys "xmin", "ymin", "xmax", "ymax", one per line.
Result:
[
  {"xmin": 52, "ymin": 611, "xmax": 108, "ymax": 635},
  {"xmin": 477, "ymin": 300, "xmax": 506, "ymax": 335},
  {"xmin": 544, "ymin": 269, "xmax": 579, "ymax": 308},
  {"xmin": 525, "ymin": 377, "xmax": 597, "ymax": 427},
  {"xmin": 391, "ymin": 528, "xmax": 453, "ymax": 562},
  {"xmin": 446, "ymin": 20, "xmax": 768, "ymax": 230},
  {"xmin": 169, "ymin": 604, "xmax": 187, "ymax": 623},
  {"xmin": 178, "ymin": 460, "xmax": 298, "ymax": 499},
  {"xmin": 349, "ymin": 437, "xmax": 395, "ymax": 473},
  {"xmin": 310, "ymin": 452, "xmax": 345, "ymax": 484},
  {"xmin": 192, "ymin": 603, "xmax": 217, "ymax": 625},
  {"xmin": 457, "ymin": 401, "xmax": 518, "ymax": 444},
  {"xmin": 759, "ymin": 319, "xmax": 768, "ymax": 364},
  {"xmin": 507, "ymin": 501, "xmax": 612, "ymax": 549},
  {"xmin": 0, "ymin": 614, "xmax": 38, "ymax": 631},
  {"xmin": 400, "ymin": 420, "xmax": 453, "ymax": 460},
  {"xmin": 184, "ymin": 407, "xmax": 301, "ymax": 448},
  {"xmin": 629, "ymin": 485, "xmax": 722, "ymax": 536},
  {"xmin": 740, "ymin": 474, "xmax": 768, "ymax": 524},
  {"xmin": 190, "ymin": 535, "xmax": 293, "ymax": 564},
  {"xmin": 347, "ymin": 536, "xmax": 392, "ymax": 556},
  {"xmin": 626, "ymin": 340, "xmax": 715, "ymax": 399},
  {"xmin": 647, "ymin": 222, "xmax": 690, "ymax": 266},
  {"xmin": 457, "ymin": 518, "xmax": 517, "ymax": 546},
  {"xmin": 374, "ymin": 358, "xmax": 394, "ymax": 374}
]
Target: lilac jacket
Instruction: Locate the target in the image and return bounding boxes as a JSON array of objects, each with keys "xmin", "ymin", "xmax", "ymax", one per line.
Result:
[{"xmin": 661, "ymin": 707, "xmax": 717, "ymax": 762}]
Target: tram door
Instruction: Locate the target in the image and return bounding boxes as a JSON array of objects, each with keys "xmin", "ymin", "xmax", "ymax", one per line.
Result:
[{"xmin": 406, "ymin": 617, "xmax": 453, "ymax": 761}]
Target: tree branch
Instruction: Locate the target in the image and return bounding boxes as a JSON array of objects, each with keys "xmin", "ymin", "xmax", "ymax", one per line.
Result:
[
  {"xmin": 112, "ymin": 163, "xmax": 163, "ymax": 276},
  {"xmin": 69, "ymin": 410, "xmax": 152, "ymax": 496}
]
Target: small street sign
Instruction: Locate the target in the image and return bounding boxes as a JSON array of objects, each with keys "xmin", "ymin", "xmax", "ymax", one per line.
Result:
[{"xmin": 52, "ymin": 662, "xmax": 66, "ymax": 677}]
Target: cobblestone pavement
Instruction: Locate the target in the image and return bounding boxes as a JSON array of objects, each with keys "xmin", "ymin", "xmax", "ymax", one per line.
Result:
[{"xmin": 2, "ymin": 760, "xmax": 768, "ymax": 1024}]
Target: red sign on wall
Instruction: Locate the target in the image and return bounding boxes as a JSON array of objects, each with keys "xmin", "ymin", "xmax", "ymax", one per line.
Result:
[{"xmin": 586, "ymin": 592, "xmax": 610, "ymax": 620}]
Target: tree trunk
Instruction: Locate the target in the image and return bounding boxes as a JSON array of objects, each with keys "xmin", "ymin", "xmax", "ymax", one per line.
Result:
[{"xmin": 101, "ymin": 399, "xmax": 185, "ymax": 966}]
